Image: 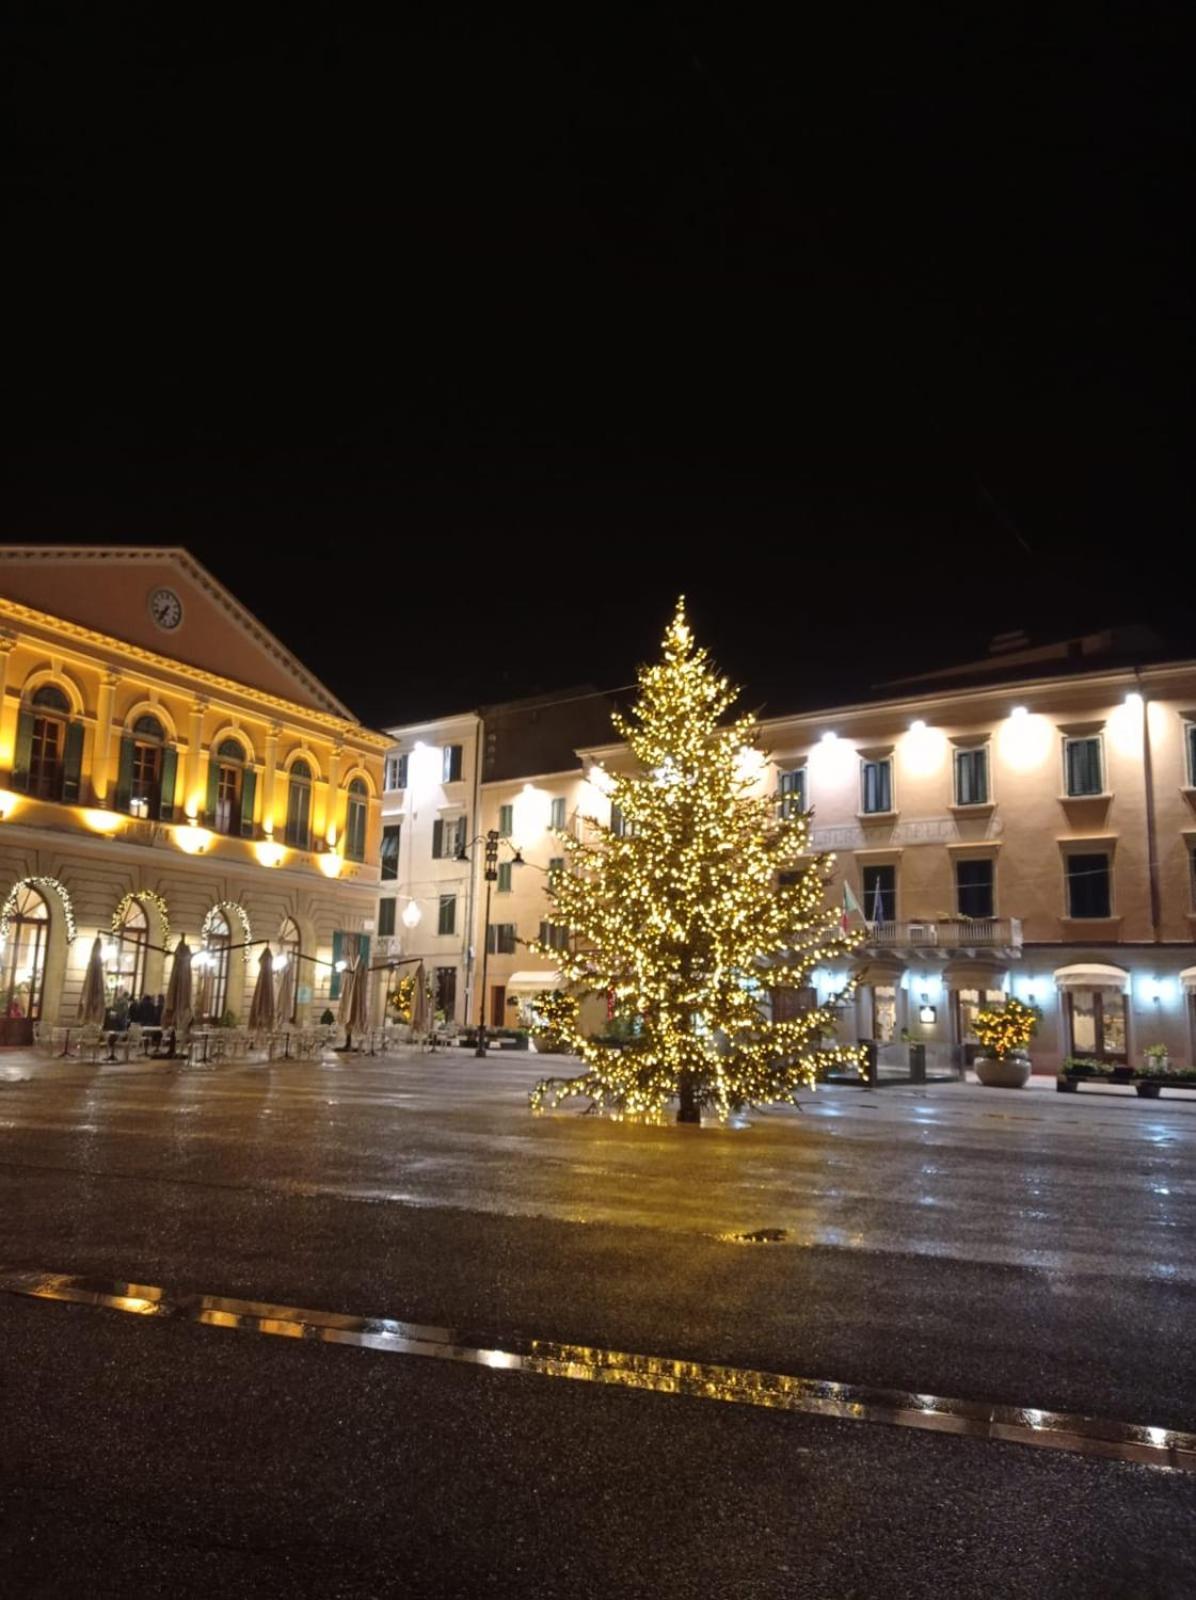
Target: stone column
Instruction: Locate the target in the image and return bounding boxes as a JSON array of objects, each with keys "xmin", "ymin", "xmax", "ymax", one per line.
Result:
[
  {"xmin": 325, "ymin": 745, "xmax": 342, "ymax": 847},
  {"xmin": 263, "ymin": 723, "xmax": 281, "ymax": 836},
  {"xmin": 92, "ymin": 670, "xmax": 120, "ymax": 805},
  {"xmin": 0, "ymin": 634, "xmax": 16, "ymax": 781},
  {"xmin": 186, "ymin": 698, "xmax": 208, "ymax": 820}
]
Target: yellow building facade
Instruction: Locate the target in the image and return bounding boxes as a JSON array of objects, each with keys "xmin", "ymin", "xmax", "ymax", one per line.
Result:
[
  {"xmin": 467, "ymin": 651, "xmax": 1196, "ymax": 1072},
  {"xmin": 0, "ymin": 547, "xmax": 388, "ymax": 1042}
]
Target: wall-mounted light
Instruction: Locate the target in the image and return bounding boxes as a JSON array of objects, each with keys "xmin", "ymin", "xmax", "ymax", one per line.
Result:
[
  {"xmin": 317, "ymin": 850, "xmax": 344, "ymax": 879},
  {"xmin": 255, "ymin": 840, "xmax": 286, "ymax": 868},
  {"xmin": 821, "ymin": 730, "xmax": 838, "ymax": 744},
  {"xmin": 174, "ymin": 823, "xmax": 213, "ymax": 855},
  {"xmin": 401, "ymin": 899, "xmax": 422, "ymax": 929},
  {"xmin": 0, "ymin": 790, "xmax": 17, "ymax": 820},
  {"xmin": 919, "ymin": 1004, "xmax": 937, "ymax": 1024}
]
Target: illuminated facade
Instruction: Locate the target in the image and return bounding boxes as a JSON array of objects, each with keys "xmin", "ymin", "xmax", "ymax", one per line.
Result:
[
  {"xmin": 377, "ymin": 713, "xmax": 483, "ymax": 1025},
  {"xmin": 404, "ymin": 646, "xmax": 1196, "ymax": 1071},
  {"xmin": 0, "ymin": 547, "xmax": 388, "ymax": 1042}
]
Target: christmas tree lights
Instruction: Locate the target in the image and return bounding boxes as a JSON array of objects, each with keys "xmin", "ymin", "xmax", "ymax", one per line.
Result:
[{"xmin": 530, "ymin": 598, "xmax": 863, "ymax": 1123}]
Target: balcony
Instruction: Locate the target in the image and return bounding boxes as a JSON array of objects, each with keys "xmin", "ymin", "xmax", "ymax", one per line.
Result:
[{"xmin": 862, "ymin": 918, "xmax": 1023, "ymax": 956}]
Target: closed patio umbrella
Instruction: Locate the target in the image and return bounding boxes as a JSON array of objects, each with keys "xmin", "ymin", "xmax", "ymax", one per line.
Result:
[
  {"xmin": 351, "ymin": 952, "xmax": 370, "ymax": 1037},
  {"xmin": 410, "ymin": 961, "xmax": 429, "ymax": 1037},
  {"xmin": 162, "ymin": 939, "xmax": 194, "ymax": 1055},
  {"xmin": 275, "ymin": 953, "xmax": 296, "ymax": 1029},
  {"xmin": 194, "ymin": 955, "xmax": 213, "ymax": 1026},
  {"xmin": 77, "ymin": 935, "xmax": 107, "ymax": 1025},
  {"xmin": 249, "ymin": 946, "xmax": 275, "ymax": 1033}
]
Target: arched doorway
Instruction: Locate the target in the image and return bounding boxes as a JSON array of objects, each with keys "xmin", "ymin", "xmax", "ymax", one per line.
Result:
[
  {"xmin": 204, "ymin": 909, "xmax": 232, "ymax": 1022},
  {"xmin": 0, "ymin": 884, "xmax": 49, "ymax": 1044},
  {"xmin": 110, "ymin": 898, "xmax": 149, "ymax": 1005},
  {"xmin": 278, "ymin": 915, "xmax": 301, "ymax": 1022}
]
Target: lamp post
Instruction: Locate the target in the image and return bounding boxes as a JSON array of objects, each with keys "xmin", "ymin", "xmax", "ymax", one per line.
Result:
[{"xmin": 458, "ymin": 828, "xmax": 524, "ymax": 1057}]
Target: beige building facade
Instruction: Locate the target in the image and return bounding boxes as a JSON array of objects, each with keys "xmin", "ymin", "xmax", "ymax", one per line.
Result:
[
  {"xmin": 452, "ymin": 649, "xmax": 1196, "ymax": 1072},
  {"xmin": 0, "ymin": 547, "xmax": 388, "ymax": 1042}
]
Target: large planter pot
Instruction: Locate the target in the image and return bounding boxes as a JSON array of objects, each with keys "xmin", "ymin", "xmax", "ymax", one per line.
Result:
[
  {"xmin": 975, "ymin": 1053, "xmax": 1032, "ymax": 1088},
  {"xmin": 1135, "ymin": 1080, "xmax": 1162, "ymax": 1099}
]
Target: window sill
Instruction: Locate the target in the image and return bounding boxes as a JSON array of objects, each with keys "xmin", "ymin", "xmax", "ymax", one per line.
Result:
[
  {"xmin": 1058, "ymin": 792, "xmax": 1113, "ymax": 803},
  {"xmin": 1058, "ymin": 915, "xmax": 1122, "ymax": 931},
  {"xmin": 857, "ymin": 810, "xmax": 898, "ymax": 823},
  {"xmin": 949, "ymin": 801, "xmax": 995, "ymax": 815}
]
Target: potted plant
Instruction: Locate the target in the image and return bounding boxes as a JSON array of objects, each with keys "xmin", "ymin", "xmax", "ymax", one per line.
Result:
[
  {"xmin": 1056, "ymin": 1056, "xmax": 1110, "ymax": 1092},
  {"xmin": 1134, "ymin": 1043, "xmax": 1171, "ymax": 1098},
  {"xmin": 972, "ymin": 998, "xmax": 1040, "ymax": 1088}
]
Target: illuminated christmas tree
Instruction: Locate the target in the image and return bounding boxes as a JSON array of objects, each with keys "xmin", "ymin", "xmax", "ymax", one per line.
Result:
[{"xmin": 530, "ymin": 598, "xmax": 862, "ymax": 1123}]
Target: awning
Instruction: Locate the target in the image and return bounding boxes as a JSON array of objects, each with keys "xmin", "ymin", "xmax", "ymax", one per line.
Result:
[
  {"xmin": 1179, "ymin": 967, "xmax": 1196, "ymax": 994},
  {"xmin": 1052, "ymin": 962, "xmax": 1130, "ymax": 994},
  {"xmin": 506, "ymin": 969, "xmax": 563, "ymax": 991}
]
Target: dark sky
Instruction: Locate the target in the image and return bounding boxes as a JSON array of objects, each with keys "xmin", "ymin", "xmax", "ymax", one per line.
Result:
[{"xmin": 3, "ymin": 14, "xmax": 1190, "ymax": 728}]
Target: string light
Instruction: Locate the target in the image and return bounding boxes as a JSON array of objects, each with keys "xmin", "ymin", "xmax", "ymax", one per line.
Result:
[
  {"xmin": 972, "ymin": 997, "xmax": 1040, "ymax": 1061},
  {"xmin": 530, "ymin": 597, "xmax": 863, "ymax": 1123}
]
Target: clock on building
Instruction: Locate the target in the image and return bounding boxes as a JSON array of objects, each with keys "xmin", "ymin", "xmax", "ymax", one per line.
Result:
[{"xmin": 148, "ymin": 587, "xmax": 183, "ymax": 631}]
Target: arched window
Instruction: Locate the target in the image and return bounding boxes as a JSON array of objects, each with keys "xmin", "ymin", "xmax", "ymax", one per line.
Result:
[
  {"xmin": 111, "ymin": 898, "xmax": 149, "ymax": 1003},
  {"xmin": 114, "ymin": 713, "xmax": 178, "ymax": 820},
  {"xmin": 203, "ymin": 910, "xmax": 232, "ymax": 1022},
  {"xmin": 345, "ymin": 777, "xmax": 369, "ymax": 862},
  {"xmin": 278, "ymin": 915, "xmax": 301, "ymax": 1021},
  {"xmin": 285, "ymin": 759, "xmax": 313, "ymax": 850},
  {"xmin": 207, "ymin": 737, "xmax": 256, "ymax": 837},
  {"xmin": 14, "ymin": 684, "xmax": 83, "ymax": 804},
  {"xmin": 0, "ymin": 885, "xmax": 49, "ymax": 1042}
]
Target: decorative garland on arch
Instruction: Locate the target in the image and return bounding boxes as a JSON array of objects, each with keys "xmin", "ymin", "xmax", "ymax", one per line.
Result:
[
  {"xmin": 202, "ymin": 900, "xmax": 254, "ymax": 965},
  {"xmin": 110, "ymin": 889, "xmax": 171, "ymax": 946},
  {"xmin": 0, "ymin": 875, "xmax": 78, "ymax": 945}
]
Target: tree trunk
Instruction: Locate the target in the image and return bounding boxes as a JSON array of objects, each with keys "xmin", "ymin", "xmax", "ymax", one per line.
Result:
[{"xmin": 676, "ymin": 1070, "xmax": 700, "ymax": 1124}]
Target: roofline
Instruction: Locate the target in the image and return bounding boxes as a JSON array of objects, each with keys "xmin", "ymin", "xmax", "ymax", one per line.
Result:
[
  {"xmin": 384, "ymin": 710, "xmax": 481, "ymax": 739},
  {"xmin": 0, "ymin": 594, "xmax": 390, "ymax": 748},
  {"xmin": 0, "ymin": 544, "xmax": 359, "ymax": 722}
]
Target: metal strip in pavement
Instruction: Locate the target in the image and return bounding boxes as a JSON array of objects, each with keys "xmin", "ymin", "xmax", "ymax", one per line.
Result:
[{"xmin": 2, "ymin": 1267, "xmax": 1193, "ymax": 1472}]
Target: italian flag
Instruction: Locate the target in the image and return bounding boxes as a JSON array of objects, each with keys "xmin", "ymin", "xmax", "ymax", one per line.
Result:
[{"xmin": 841, "ymin": 882, "xmax": 865, "ymax": 933}]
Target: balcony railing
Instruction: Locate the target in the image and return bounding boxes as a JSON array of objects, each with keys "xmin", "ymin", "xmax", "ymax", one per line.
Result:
[{"xmin": 863, "ymin": 917, "xmax": 1023, "ymax": 952}]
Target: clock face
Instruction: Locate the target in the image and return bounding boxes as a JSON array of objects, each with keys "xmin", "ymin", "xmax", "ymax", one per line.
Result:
[{"xmin": 148, "ymin": 587, "xmax": 183, "ymax": 631}]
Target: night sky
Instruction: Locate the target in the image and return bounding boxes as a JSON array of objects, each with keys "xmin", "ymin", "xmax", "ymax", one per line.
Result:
[{"xmin": 3, "ymin": 15, "xmax": 1190, "ymax": 728}]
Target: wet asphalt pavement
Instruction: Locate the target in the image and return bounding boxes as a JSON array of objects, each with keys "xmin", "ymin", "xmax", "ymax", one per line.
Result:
[{"xmin": 2, "ymin": 1048, "xmax": 1195, "ymax": 1596}]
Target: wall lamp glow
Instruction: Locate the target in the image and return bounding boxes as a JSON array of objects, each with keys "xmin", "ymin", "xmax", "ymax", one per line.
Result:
[
  {"xmin": 1010, "ymin": 706, "xmax": 1028, "ymax": 721},
  {"xmin": 910, "ymin": 720, "xmax": 927, "ymax": 734},
  {"xmin": 821, "ymin": 730, "xmax": 838, "ymax": 744},
  {"xmin": 1124, "ymin": 692, "xmax": 1144, "ymax": 711}
]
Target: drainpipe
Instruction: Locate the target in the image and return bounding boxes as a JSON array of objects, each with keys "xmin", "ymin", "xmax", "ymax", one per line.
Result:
[
  {"xmin": 462, "ymin": 713, "xmax": 484, "ymax": 1026},
  {"xmin": 1136, "ymin": 669, "xmax": 1161, "ymax": 943}
]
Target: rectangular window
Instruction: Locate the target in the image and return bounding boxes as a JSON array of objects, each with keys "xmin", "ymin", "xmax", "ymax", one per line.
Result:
[
  {"xmin": 438, "ymin": 894, "xmax": 457, "ymax": 936},
  {"xmin": 378, "ymin": 898, "xmax": 396, "ymax": 937},
  {"xmin": 548, "ymin": 856, "xmax": 565, "ymax": 875},
  {"xmin": 861, "ymin": 864, "xmax": 896, "ymax": 923},
  {"xmin": 381, "ymin": 824, "xmax": 401, "ymax": 881},
  {"xmin": 1064, "ymin": 736, "xmax": 1103, "ymax": 796},
  {"xmin": 956, "ymin": 858, "xmax": 995, "ymax": 919},
  {"xmin": 860, "ymin": 758, "xmax": 893, "ymax": 815},
  {"xmin": 499, "ymin": 804, "xmax": 514, "ymax": 838},
  {"xmin": 549, "ymin": 796, "xmax": 567, "ymax": 830},
  {"xmin": 443, "ymin": 744, "xmax": 463, "ymax": 783},
  {"xmin": 779, "ymin": 767, "xmax": 807, "ymax": 817},
  {"xmin": 538, "ymin": 920, "xmax": 569, "ymax": 952},
  {"xmin": 954, "ymin": 747, "xmax": 989, "ymax": 806},
  {"xmin": 432, "ymin": 816, "xmax": 467, "ymax": 859},
  {"xmin": 1187, "ymin": 724, "xmax": 1196, "ymax": 787},
  {"xmin": 497, "ymin": 861, "xmax": 512, "ymax": 893},
  {"xmin": 1066, "ymin": 852, "xmax": 1111, "ymax": 918},
  {"xmin": 487, "ymin": 923, "xmax": 517, "ymax": 954},
  {"xmin": 435, "ymin": 967, "xmax": 457, "ymax": 1018},
  {"xmin": 610, "ymin": 803, "xmax": 636, "ymax": 837},
  {"xmin": 384, "ymin": 753, "xmax": 408, "ymax": 790},
  {"xmin": 1191, "ymin": 847, "xmax": 1196, "ymax": 910}
]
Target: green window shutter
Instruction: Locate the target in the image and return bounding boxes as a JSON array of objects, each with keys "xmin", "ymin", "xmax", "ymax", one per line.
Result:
[
  {"xmin": 499, "ymin": 804, "xmax": 513, "ymax": 837},
  {"xmin": 331, "ymin": 931, "xmax": 345, "ymax": 999},
  {"xmin": 205, "ymin": 758, "xmax": 220, "ymax": 825},
  {"xmin": 10, "ymin": 710, "xmax": 34, "ymax": 791},
  {"xmin": 239, "ymin": 767, "xmax": 257, "ymax": 837},
  {"xmin": 158, "ymin": 746, "xmax": 178, "ymax": 820},
  {"xmin": 432, "ymin": 819, "xmax": 444, "ymax": 858},
  {"xmin": 114, "ymin": 734, "xmax": 136, "ymax": 813},
  {"xmin": 62, "ymin": 721, "xmax": 85, "ymax": 803},
  {"xmin": 497, "ymin": 861, "xmax": 512, "ymax": 893}
]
